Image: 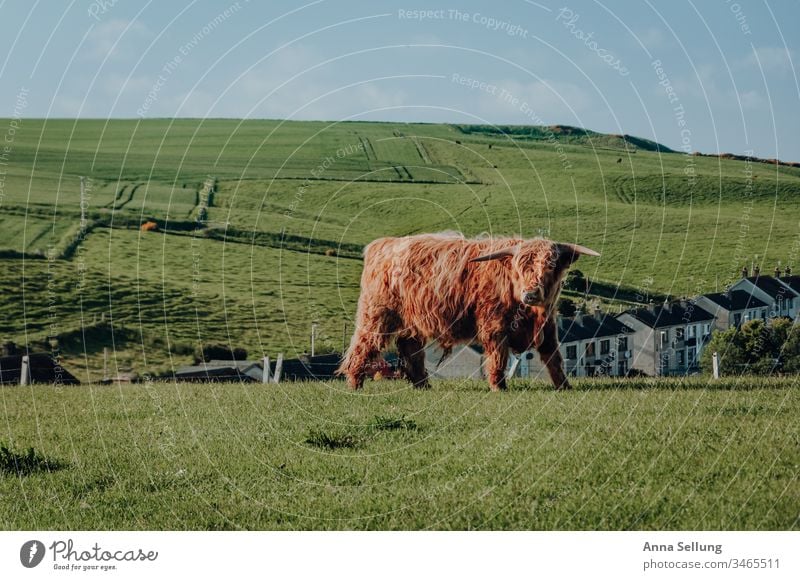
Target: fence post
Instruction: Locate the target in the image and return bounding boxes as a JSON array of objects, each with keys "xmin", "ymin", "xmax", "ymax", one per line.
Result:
[
  {"xmin": 103, "ymin": 347, "xmax": 109, "ymax": 382},
  {"xmin": 262, "ymin": 356, "xmax": 271, "ymax": 384},
  {"xmin": 712, "ymin": 351, "xmax": 719, "ymax": 379},
  {"xmin": 273, "ymin": 353, "xmax": 283, "ymax": 384},
  {"xmin": 506, "ymin": 354, "xmax": 521, "ymax": 379},
  {"xmin": 20, "ymin": 355, "xmax": 30, "ymax": 386}
]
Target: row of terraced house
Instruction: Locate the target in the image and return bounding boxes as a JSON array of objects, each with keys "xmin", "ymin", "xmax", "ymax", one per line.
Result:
[{"xmin": 519, "ymin": 268, "xmax": 800, "ymax": 378}]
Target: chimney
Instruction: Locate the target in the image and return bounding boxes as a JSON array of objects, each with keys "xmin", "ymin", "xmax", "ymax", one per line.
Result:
[
  {"xmin": 753, "ymin": 264, "xmax": 760, "ymax": 277},
  {"xmin": 741, "ymin": 266, "xmax": 748, "ymax": 278},
  {"xmin": 786, "ymin": 265, "xmax": 793, "ymax": 277},
  {"xmin": 594, "ymin": 306, "xmax": 602, "ymax": 320},
  {"xmin": 775, "ymin": 264, "xmax": 782, "ymax": 277},
  {"xmin": 648, "ymin": 299, "xmax": 656, "ymax": 314},
  {"xmin": 679, "ymin": 297, "xmax": 688, "ymax": 309}
]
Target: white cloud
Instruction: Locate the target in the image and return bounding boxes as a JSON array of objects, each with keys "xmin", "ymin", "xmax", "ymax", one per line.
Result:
[
  {"xmin": 636, "ymin": 27, "xmax": 665, "ymax": 51},
  {"xmin": 744, "ymin": 46, "xmax": 795, "ymax": 73},
  {"xmin": 739, "ymin": 89, "xmax": 764, "ymax": 110},
  {"xmin": 87, "ymin": 18, "xmax": 150, "ymax": 61}
]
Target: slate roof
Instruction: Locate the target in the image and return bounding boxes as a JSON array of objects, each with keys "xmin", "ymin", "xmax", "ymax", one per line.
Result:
[
  {"xmin": 0, "ymin": 353, "xmax": 80, "ymax": 385},
  {"xmin": 701, "ymin": 290, "xmax": 767, "ymax": 312},
  {"xmin": 558, "ymin": 314, "xmax": 633, "ymax": 343},
  {"xmin": 279, "ymin": 353, "xmax": 342, "ymax": 381},
  {"xmin": 623, "ymin": 300, "xmax": 714, "ymax": 328},
  {"xmin": 175, "ymin": 360, "xmax": 263, "ymax": 382},
  {"xmin": 779, "ymin": 275, "xmax": 800, "ymax": 295},
  {"xmin": 744, "ymin": 275, "xmax": 799, "ymax": 299}
]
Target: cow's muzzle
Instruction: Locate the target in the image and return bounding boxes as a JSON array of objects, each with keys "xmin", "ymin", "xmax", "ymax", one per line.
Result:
[{"xmin": 522, "ymin": 287, "xmax": 544, "ymax": 305}]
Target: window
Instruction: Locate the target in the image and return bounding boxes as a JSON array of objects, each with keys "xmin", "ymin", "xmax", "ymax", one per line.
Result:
[
  {"xmin": 675, "ymin": 327, "xmax": 685, "ymax": 340},
  {"xmin": 677, "ymin": 350, "xmax": 685, "ymax": 366},
  {"xmin": 688, "ymin": 348, "xmax": 696, "ymax": 364},
  {"xmin": 734, "ymin": 313, "xmax": 741, "ymax": 326},
  {"xmin": 585, "ymin": 342, "xmax": 595, "ymax": 357},
  {"xmin": 660, "ymin": 330, "xmax": 669, "ymax": 349},
  {"xmin": 600, "ymin": 340, "xmax": 610, "ymax": 355},
  {"xmin": 566, "ymin": 345, "xmax": 577, "ymax": 360},
  {"xmin": 761, "ymin": 309, "xmax": 767, "ymax": 320},
  {"xmin": 617, "ymin": 336, "xmax": 628, "ymax": 351},
  {"xmin": 789, "ymin": 298, "xmax": 794, "ymax": 310},
  {"xmin": 687, "ymin": 325, "xmax": 696, "ymax": 338},
  {"xmin": 617, "ymin": 361, "xmax": 628, "ymax": 376},
  {"xmin": 704, "ymin": 324, "xmax": 710, "ymax": 334}
]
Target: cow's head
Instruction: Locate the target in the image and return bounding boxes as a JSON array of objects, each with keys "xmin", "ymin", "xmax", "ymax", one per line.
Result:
[{"xmin": 470, "ymin": 239, "xmax": 600, "ymax": 310}]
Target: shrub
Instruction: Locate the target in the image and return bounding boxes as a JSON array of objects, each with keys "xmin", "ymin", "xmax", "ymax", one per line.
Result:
[{"xmin": 701, "ymin": 318, "xmax": 798, "ymax": 376}]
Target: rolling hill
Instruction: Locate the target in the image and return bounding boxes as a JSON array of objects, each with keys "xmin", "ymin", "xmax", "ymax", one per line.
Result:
[{"xmin": 1, "ymin": 118, "xmax": 799, "ymax": 379}]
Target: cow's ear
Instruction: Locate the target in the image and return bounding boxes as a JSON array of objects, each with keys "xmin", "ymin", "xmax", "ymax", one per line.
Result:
[{"xmin": 470, "ymin": 247, "xmax": 517, "ymax": 263}]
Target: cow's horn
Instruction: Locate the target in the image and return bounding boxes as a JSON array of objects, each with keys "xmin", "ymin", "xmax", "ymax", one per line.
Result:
[
  {"xmin": 562, "ymin": 243, "xmax": 600, "ymax": 257},
  {"xmin": 470, "ymin": 247, "xmax": 518, "ymax": 262}
]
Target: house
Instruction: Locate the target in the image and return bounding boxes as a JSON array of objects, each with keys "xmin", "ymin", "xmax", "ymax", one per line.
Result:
[
  {"xmin": 728, "ymin": 274, "xmax": 798, "ymax": 320},
  {"xmin": 424, "ymin": 343, "xmax": 485, "ymax": 379},
  {"xmin": 278, "ymin": 353, "xmax": 342, "ymax": 381},
  {"xmin": 778, "ymin": 275, "xmax": 800, "ymax": 312},
  {"xmin": 0, "ymin": 347, "xmax": 80, "ymax": 385},
  {"xmin": 617, "ymin": 299, "xmax": 715, "ymax": 376},
  {"xmin": 694, "ymin": 290, "xmax": 769, "ymax": 330},
  {"xmin": 518, "ymin": 312, "xmax": 635, "ymax": 379},
  {"xmin": 174, "ymin": 359, "xmax": 264, "ymax": 382}
]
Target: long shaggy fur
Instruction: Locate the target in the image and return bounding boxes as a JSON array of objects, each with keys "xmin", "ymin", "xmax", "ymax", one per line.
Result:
[{"xmin": 338, "ymin": 233, "xmax": 583, "ymax": 391}]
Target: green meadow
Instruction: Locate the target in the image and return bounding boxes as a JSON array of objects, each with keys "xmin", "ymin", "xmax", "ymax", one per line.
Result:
[
  {"xmin": 1, "ymin": 119, "xmax": 799, "ymax": 378},
  {"xmin": 0, "ymin": 378, "xmax": 797, "ymax": 530}
]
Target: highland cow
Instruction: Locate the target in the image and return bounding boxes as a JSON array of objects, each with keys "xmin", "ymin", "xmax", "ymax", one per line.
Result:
[{"xmin": 338, "ymin": 233, "xmax": 599, "ymax": 391}]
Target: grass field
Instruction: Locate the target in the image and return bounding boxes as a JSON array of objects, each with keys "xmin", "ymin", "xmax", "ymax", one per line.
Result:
[
  {"xmin": 0, "ymin": 378, "xmax": 797, "ymax": 530},
  {"xmin": 1, "ymin": 118, "xmax": 800, "ymax": 377}
]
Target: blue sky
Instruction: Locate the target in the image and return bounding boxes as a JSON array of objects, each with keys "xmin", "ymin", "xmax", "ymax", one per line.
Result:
[{"xmin": 1, "ymin": 0, "xmax": 798, "ymax": 160}]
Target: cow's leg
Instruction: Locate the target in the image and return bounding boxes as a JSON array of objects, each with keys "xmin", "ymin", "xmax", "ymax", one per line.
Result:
[
  {"xmin": 483, "ymin": 337, "xmax": 510, "ymax": 392},
  {"xmin": 397, "ymin": 337, "xmax": 430, "ymax": 389},
  {"xmin": 536, "ymin": 317, "xmax": 571, "ymax": 390}
]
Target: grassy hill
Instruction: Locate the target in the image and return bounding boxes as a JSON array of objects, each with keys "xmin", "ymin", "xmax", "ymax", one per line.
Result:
[{"xmin": 1, "ymin": 118, "xmax": 799, "ymax": 379}]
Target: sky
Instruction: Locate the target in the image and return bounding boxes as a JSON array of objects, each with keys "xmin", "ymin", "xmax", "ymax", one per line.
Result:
[{"xmin": 1, "ymin": 0, "xmax": 798, "ymax": 160}]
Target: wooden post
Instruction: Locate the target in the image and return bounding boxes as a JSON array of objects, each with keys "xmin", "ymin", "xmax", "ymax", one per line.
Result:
[
  {"xmin": 262, "ymin": 356, "xmax": 271, "ymax": 384},
  {"xmin": 20, "ymin": 355, "xmax": 30, "ymax": 386},
  {"xmin": 311, "ymin": 323, "xmax": 317, "ymax": 357},
  {"xmin": 342, "ymin": 322, "xmax": 347, "ymax": 354},
  {"xmin": 272, "ymin": 353, "xmax": 283, "ymax": 384},
  {"xmin": 712, "ymin": 351, "xmax": 720, "ymax": 379},
  {"xmin": 103, "ymin": 347, "xmax": 109, "ymax": 382}
]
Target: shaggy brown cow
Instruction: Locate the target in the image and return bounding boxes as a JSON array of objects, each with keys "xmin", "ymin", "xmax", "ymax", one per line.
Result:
[{"xmin": 338, "ymin": 233, "xmax": 599, "ymax": 391}]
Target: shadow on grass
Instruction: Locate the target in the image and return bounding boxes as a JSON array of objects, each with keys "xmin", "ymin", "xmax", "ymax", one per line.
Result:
[
  {"xmin": 305, "ymin": 430, "xmax": 360, "ymax": 450},
  {"xmin": 305, "ymin": 415, "xmax": 419, "ymax": 451},
  {"xmin": 368, "ymin": 415, "xmax": 418, "ymax": 431},
  {"xmin": 433, "ymin": 376, "xmax": 798, "ymax": 393},
  {"xmin": 0, "ymin": 442, "xmax": 66, "ymax": 476}
]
